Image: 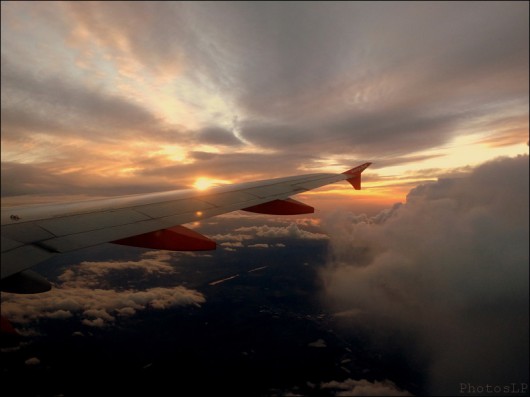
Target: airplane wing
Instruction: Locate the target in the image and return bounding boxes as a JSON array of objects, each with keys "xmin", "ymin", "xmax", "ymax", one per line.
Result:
[{"xmin": 1, "ymin": 163, "xmax": 371, "ymax": 294}]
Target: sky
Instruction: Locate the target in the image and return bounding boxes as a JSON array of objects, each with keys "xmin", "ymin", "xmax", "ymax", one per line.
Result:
[
  {"xmin": 1, "ymin": 2, "xmax": 529, "ymax": 396},
  {"xmin": 1, "ymin": 1, "xmax": 528, "ymax": 211}
]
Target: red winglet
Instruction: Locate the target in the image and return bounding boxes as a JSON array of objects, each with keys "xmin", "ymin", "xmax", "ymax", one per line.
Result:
[{"xmin": 342, "ymin": 162, "xmax": 372, "ymax": 190}]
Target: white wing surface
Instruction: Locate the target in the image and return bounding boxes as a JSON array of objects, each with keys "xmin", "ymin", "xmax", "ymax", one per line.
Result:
[{"xmin": 1, "ymin": 163, "xmax": 371, "ymax": 289}]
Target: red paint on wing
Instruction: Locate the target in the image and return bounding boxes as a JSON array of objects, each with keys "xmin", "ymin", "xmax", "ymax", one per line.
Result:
[
  {"xmin": 112, "ymin": 225, "xmax": 216, "ymax": 251},
  {"xmin": 1, "ymin": 316, "xmax": 18, "ymax": 336},
  {"xmin": 243, "ymin": 198, "xmax": 314, "ymax": 215}
]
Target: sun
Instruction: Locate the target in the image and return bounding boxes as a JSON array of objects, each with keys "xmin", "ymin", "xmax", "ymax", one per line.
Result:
[{"xmin": 193, "ymin": 177, "xmax": 229, "ymax": 191}]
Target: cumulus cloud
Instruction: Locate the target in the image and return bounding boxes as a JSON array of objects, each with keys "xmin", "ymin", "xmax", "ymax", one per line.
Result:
[
  {"xmin": 308, "ymin": 339, "xmax": 327, "ymax": 348},
  {"xmin": 321, "ymin": 156, "xmax": 529, "ymax": 395},
  {"xmin": 321, "ymin": 378, "xmax": 413, "ymax": 396},
  {"xmin": 24, "ymin": 357, "xmax": 41, "ymax": 366},
  {"xmin": 1, "ymin": 250, "xmax": 205, "ymax": 328},
  {"xmin": 247, "ymin": 243, "xmax": 269, "ymax": 249},
  {"xmin": 235, "ymin": 223, "xmax": 329, "ymax": 240},
  {"xmin": 58, "ymin": 250, "xmax": 177, "ymax": 289},
  {"xmin": 2, "ymin": 283, "xmax": 205, "ymax": 328},
  {"xmin": 220, "ymin": 242, "xmax": 245, "ymax": 248}
]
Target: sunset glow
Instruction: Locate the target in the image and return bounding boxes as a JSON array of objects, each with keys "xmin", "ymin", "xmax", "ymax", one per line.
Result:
[
  {"xmin": 193, "ymin": 178, "xmax": 229, "ymax": 191},
  {"xmin": 1, "ymin": 1, "xmax": 528, "ymax": 208},
  {"xmin": 1, "ymin": 3, "xmax": 528, "ymax": 397}
]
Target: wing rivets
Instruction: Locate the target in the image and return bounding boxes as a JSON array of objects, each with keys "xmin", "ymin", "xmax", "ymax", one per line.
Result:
[{"xmin": 10, "ymin": 215, "xmax": 21, "ymax": 221}]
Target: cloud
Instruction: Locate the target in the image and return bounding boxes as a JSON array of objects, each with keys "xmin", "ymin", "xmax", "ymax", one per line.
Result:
[
  {"xmin": 321, "ymin": 155, "xmax": 529, "ymax": 395},
  {"xmin": 1, "ymin": 58, "xmax": 162, "ymax": 141},
  {"xmin": 137, "ymin": 151, "xmax": 314, "ymax": 182},
  {"xmin": 211, "ymin": 232, "xmax": 253, "ymax": 243},
  {"xmin": 321, "ymin": 378, "xmax": 413, "ymax": 396},
  {"xmin": 196, "ymin": 126, "xmax": 243, "ymax": 146},
  {"xmin": 235, "ymin": 223, "xmax": 329, "ymax": 240},
  {"xmin": 61, "ymin": 2, "xmax": 192, "ymax": 81},
  {"xmin": 247, "ymin": 243, "xmax": 269, "ymax": 249},
  {"xmin": 308, "ymin": 339, "xmax": 327, "ymax": 348},
  {"xmin": 2, "ymin": 284, "xmax": 205, "ymax": 328},
  {"xmin": 220, "ymin": 242, "xmax": 244, "ymax": 248},
  {"xmin": 2, "ymin": 2, "xmax": 528, "ymax": 201},
  {"xmin": 215, "ymin": 2, "xmax": 528, "ymax": 156},
  {"xmin": 57, "ymin": 251, "xmax": 177, "ymax": 289},
  {"xmin": 24, "ymin": 357, "xmax": 41, "ymax": 366},
  {"xmin": 1, "ymin": 251, "xmax": 206, "ymax": 328}
]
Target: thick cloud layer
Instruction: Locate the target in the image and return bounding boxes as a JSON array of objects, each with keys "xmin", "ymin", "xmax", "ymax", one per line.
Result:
[{"xmin": 321, "ymin": 155, "xmax": 529, "ymax": 395}]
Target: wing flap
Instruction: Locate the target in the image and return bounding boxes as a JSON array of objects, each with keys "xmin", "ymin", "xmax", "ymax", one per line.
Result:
[
  {"xmin": 1, "ymin": 236, "xmax": 24, "ymax": 253},
  {"xmin": 1, "ymin": 245, "xmax": 57, "ymax": 279},
  {"xmin": 1, "ymin": 270, "xmax": 52, "ymax": 294},
  {"xmin": 2, "ymin": 223, "xmax": 56, "ymax": 244}
]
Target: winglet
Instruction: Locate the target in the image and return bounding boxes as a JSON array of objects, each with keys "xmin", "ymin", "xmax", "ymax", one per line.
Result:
[{"xmin": 342, "ymin": 162, "xmax": 372, "ymax": 190}]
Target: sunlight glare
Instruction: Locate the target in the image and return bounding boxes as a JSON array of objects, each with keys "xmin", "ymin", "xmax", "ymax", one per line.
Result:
[{"xmin": 193, "ymin": 177, "xmax": 230, "ymax": 191}]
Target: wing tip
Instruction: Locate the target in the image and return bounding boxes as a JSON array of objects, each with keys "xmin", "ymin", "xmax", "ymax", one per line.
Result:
[
  {"xmin": 343, "ymin": 162, "xmax": 372, "ymax": 175},
  {"xmin": 343, "ymin": 162, "xmax": 372, "ymax": 190}
]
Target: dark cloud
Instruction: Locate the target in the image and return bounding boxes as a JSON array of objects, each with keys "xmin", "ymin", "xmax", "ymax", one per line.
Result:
[
  {"xmin": 363, "ymin": 155, "xmax": 445, "ymax": 170},
  {"xmin": 240, "ymin": 108, "xmax": 469, "ymax": 157},
  {"xmin": 321, "ymin": 378, "xmax": 412, "ymax": 396},
  {"xmin": 1, "ymin": 2, "xmax": 528, "ymax": 198},
  {"xmin": 0, "ymin": 162, "xmax": 178, "ymax": 197},
  {"xmin": 195, "ymin": 126, "xmax": 242, "ymax": 146},
  {"xmin": 1, "ymin": 107, "xmax": 72, "ymax": 142},
  {"xmin": 321, "ymin": 155, "xmax": 529, "ymax": 395},
  {"xmin": 192, "ymin": 3, "xmax": 528, "ymax": 103},
  {"xmin": 206, "ymin": 2, "xmax": 528, "ymax": 157},
  {"xmin": 189, "ymin": 151, "xmax": 218, "ymax": 161},
  {"xmin": 29, "ymin": 2, "xmax": 529, "ymax": 152},
  {"xmin": 1, "ymin": 58, "xmax": 162, "ymax": 140},
  {"xmin": 138, "ymin": 151, "xmax": 318, "ymax": 182},
  {"xmin": 239, "ymin": 121, "xmax": 314, "ymax": 150}
]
